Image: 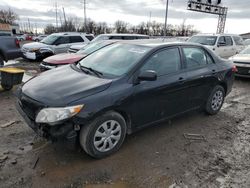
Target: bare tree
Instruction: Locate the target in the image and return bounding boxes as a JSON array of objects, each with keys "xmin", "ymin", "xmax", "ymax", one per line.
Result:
[
  {"xmin": 44, "ymin": 24, "xmax": 57, "ymax": 34},
  {"xmin": 0, "ymin": 8, "xmax": 18, "ymax": 25},
  {"xmin": 114, "ymin": 20, "xmax": 129, "ymax": 33}
]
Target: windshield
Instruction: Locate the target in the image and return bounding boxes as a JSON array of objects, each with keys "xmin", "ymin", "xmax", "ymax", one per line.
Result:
[
  {"xmin": 78, "ymin": 43, "xmax": 151, "ymax": 77},
  {"xmin": 189, "ymin": 36, "xmax": 217, "ymax": 46},
  {"xmin": 40, "ymin": 35, "xmax": 60, "ymax": 45},
  {"xmin": 240, "ymin": 47, "xmax": 250, "ymax": 54},
  {"xmin": 91, "ymin": 35, "xmax": 109, "ymax": 43},
  {"xmin": 77, "ymin": 41, "xmax": 113, "ymax": 55}
]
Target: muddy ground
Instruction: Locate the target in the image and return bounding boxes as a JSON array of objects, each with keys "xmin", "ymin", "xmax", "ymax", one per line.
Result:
[{"xmin": 0, "ymin": 60, "xmax": 250, "ymax": 188}]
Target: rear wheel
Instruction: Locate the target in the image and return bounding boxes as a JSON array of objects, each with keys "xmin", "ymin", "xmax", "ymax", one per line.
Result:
[
  {"xmin": 205, "ymin": 85, "xmax": 225, "ymax": 115},
  {"xmin": 79, "ymin": 111, "xmax": 127, "ymax": 158},
  {"xmin": 1, "ymin": 84, "xmax": 13, "ymax": 91}
]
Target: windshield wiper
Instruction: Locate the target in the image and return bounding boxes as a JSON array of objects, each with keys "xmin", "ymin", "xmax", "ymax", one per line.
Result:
[{"xmin": 79, "ymin": 65, "xmax": 103, "ymax": 78}]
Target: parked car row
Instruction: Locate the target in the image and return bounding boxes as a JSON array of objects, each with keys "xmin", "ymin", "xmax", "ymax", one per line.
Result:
[
  {"xmin": 0, "ymin": 35, "xmax": 22, "ymax": 66},
  {"xmin": 40, "ymin": 40, "xmax": 118, "ymax": 71},
  {"xmin": 16, "ymin": 39, "xmax": 236, "ymax": 158},
  {"xmin": 22, "ymin": 32, "xmax": 93, "ymax": 60},
  {"xmin": 188, "ymin": 34, "xmax": 245, "ymax": 58}
]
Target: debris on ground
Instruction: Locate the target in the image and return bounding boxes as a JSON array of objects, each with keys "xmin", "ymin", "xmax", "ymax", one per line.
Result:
[
  {"xmin": 32, "ymin": 156, "xmax": 40, "ymax": 169},
  {"xmin": 40, "ymin": 171, "xmax": 45, "ymax": 177},
  {"xmin": 183, "ymin": 133, "xmax": 206, "ymax": 142},
  {"xmin": 10, "ymin": 159, "xmax": 17, "ymax": 165},
  {"xmin": 0, "ymin": 120, "xmax": 17, "ymax": 128},
  {"xmin": 0, "ymin": 155, "xmax": 8, "ymax": 163},
  {"xmin": 2, "ymin": 150, "xmax": 9, "ymax": 155},
  {"xmin": 221, "ymin": 126, "xmax": 237, "ymax": 134}
]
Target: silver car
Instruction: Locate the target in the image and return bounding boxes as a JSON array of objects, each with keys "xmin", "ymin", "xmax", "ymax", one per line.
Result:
[{"xmin": 22, "ymin": 32, "xmax": 91, "ymax": 60}]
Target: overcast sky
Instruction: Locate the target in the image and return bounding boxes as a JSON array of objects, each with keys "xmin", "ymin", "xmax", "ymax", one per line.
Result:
[{"xmin": 0, "ymin": 0, "xmax": 250, "ymax": 34}]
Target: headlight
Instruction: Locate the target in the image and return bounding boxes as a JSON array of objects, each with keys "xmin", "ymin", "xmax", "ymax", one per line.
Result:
[
  {"xmin": 31, "ymin": 48, "xmax": 40, "ymax": 52},
  {"xmin": 35, "ymin": 105, "xmax": 84, "ymax": 125}
]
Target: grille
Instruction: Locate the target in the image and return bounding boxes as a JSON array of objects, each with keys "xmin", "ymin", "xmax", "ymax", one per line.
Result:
[
  {"xmin": 19, "ymin": 94, "xmax": 45, "ymax": 120},
  {"xmin": 234, "ymin": 61, "xmax": 250, "ymax": 65},
  {"xmin": 236, "ymin": 66, "xmax": 250, "ymax": 75}
]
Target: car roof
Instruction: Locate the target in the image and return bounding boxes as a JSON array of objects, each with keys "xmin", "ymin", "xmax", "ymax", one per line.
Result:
[
  {"xmin": 192, "ymin": 33, "xmax": 241, "ymax": 37},
  {"xmin": 116, "ymin": 39, "xmax": 203, "ymax": 49},
  {"xmin": 98, "ymin": 33, "xmax": 149, "ymax": 37},
  {"xmin": 50, "ymin": 32, "xmax": 90, "ymax": 36}
]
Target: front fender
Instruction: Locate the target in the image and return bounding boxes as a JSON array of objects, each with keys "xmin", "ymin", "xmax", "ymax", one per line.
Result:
[{"xmin": 39, "ymin": 47, "xmax": 54, "ymax": 55}]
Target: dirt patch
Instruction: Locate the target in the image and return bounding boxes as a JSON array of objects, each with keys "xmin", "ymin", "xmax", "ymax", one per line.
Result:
[{"xmin": 0, "ymin": 74, "xmax": 250, "ymax": 188}]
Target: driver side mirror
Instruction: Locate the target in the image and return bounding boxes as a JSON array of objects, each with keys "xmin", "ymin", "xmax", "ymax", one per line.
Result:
[{"xmin": 138, "ymin": 70, "xmax": 157, "ymax": 82}]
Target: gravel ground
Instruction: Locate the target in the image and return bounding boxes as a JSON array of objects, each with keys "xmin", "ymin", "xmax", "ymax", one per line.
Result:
[{"xmin": 0, "ymin": 60, "xmax": 250, "ymax": 188}]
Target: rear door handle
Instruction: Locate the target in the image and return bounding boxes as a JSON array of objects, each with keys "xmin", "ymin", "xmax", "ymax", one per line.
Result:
[{"xmin": 178, "ymin": 77, "xmax": 186, "ymax": 83}]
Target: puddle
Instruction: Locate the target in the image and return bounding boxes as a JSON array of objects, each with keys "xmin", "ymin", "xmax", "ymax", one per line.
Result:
[{"xmin": 85, "ymin": 181, "xmax": 136, "ymax": 188}]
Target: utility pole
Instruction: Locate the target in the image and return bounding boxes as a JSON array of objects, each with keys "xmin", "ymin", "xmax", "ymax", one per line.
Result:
[
  {"xmin": 164, "ymin": 0, "xmax": 169, "ymax": 37},
  {"xmin": 28, "ymin": 18, "xmax": 31, "ymax": 33},
  {"xmin": 149, "ymin": 11, "xmax": 152, "ymax": 23},
  {"xmin": 83, "ymin": 0, "xmax": 87, "ymax": 32},
  {"xmin": 55, "ymin": 1, "xmax": 58, "ymax": 31},
  {"xmin": 35, "ymin": 23, "xmax": 37, "ymax": 35},
  {"xmin": 62, "ymin": 7, "xmax": 67, "ymax": 25}
]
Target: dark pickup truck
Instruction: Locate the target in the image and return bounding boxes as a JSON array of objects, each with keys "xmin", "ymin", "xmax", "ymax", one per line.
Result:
[{"xmin": 0, "ymin": 36, "xmax": 22, "ymax": 66}]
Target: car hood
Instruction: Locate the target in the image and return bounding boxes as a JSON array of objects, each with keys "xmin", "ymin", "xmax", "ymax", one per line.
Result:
[
  {"xmin": 22, "ymin": 65, "xmax": 112, "ymax": 106},
  {"xmin": 22, "ymin": 42, "xmax": 49, "ymax": 49},
  {"xmin": 43, "ymin": 53, "xmax": 86, "ymax": 65},
  {"xmin": 230, "ymin": 54, "xmax": 250, "ymax": 63},
  {"xmin": 70, "ymin": 44, "xmax": 88, "ymax": 50}
]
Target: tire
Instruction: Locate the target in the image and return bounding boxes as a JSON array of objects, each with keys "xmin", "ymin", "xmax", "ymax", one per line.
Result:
[
  {"xmin": 0, "ymin": 55, "xmax": 4, "ymax": 67},
  {"xmin": 205, "ymin": 85, "xmax": 225, "ymax": 115},
  {"xmin": 79, "ymin": 111, "xmax": 127, "ymax": 159},
  {"xmin": 1, "ymin": 84, "xmax": 13, "ymax": 91}
]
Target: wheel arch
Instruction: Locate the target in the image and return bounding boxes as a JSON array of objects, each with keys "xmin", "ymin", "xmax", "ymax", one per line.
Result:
[
  {"xmin": 113, "ymin": 109, "xmax": 132, "ymax": 134},
  {"xmin": 219, "ymin": 82, "xmax": 227, "ymax": 95}
]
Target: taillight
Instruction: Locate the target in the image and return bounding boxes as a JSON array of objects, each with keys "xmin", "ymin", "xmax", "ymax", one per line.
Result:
[
  {"xmin": 15, "ymin": 39, "xmax": 20, "ymax": 48},
  {"xmin": 232, "ymin": 65, "xmax": 238, "ymax": 73}
]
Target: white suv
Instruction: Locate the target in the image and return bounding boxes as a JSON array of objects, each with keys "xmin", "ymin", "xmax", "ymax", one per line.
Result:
[
  {"xmin": 22, "ymin": 32, "xmax": 91, "ymax": 60},
  {"xmin": 188, "ymin": 34, "xmax": 245, "ymax": 58}
]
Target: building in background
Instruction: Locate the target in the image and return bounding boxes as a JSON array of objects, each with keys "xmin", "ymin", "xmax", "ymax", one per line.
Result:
[
  {"xmin": 240, "ymin": 32, "xmax": 250, "ymax": 40},
  {"xmin": 0, "ymin": 23, "xmax": 20, "ymax": 35}
]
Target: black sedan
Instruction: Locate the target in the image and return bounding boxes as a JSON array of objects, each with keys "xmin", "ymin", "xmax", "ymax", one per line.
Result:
[{"xmin": 16, "ymin": 41, "xmax": 235, "ymax": 158}]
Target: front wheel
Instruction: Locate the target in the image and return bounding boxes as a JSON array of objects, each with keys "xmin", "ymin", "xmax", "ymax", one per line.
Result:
[
  {"xmin": 205, "ymin": 85, "xmax": 225, "ymax": 115},
  {"xmin": 79, "ymin": 112, "xmax": 127, "ymax": 158},
  {"xmin": 1, "ymin": 84, "xmax": 13, "ymax": 91}
]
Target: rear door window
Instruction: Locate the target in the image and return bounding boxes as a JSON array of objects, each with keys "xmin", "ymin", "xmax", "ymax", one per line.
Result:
[
  {"xmin": 123, "ymin": 36, "xmax": 136, "ymax": 40},
  {"xmin": 233, "ymin": 36, "xmax": 244, "ymax": 45},
  {"xmin": 183, "ymin": 47, "xmax": 213, "ymax": 69},
  {"xmin": 109, "ymin": 36, "xmax": 123, "ymax": 40},
  {"xmin": 86, "ymin": 35, "xmax": 94, "ymax": 41},
  {"xmin": 140, "ymin": 48, "xmax": 181, "ymax": 76},
  {"xmin": 225, "ymin": 36, "xmax": 233, "ymax": 46},
  {"xmin": 55, "ymin": 36, "xmax": 70, "ymax": 45},
  {"xmin": 70, "ymin": 36, "xmax": 84, "ymax": 43}
]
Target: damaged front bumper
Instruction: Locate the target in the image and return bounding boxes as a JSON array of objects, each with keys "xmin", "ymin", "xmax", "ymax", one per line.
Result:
[{"xmin": 16, "ymin": 101, "xmax": 78, "ymax": 141}]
